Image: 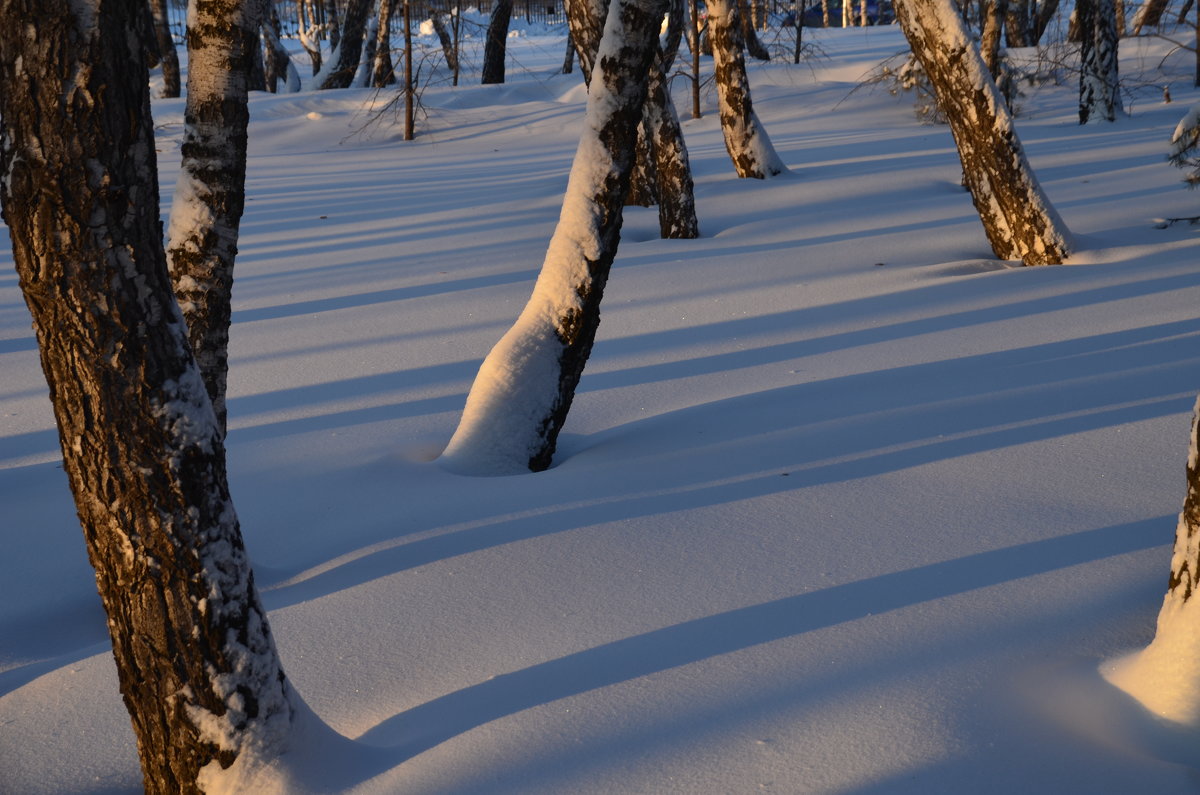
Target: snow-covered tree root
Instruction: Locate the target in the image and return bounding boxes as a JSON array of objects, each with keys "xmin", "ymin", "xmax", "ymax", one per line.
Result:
[
  {"xmin": 1103, "ymin": 396, "xmax": 1200, "ymax": 725},
  {"xmin": 440, "ymin": 0, "xmax": 669, "ymax": 475},
  {"xmin": 895, "ymin": 0, "xmax": 1072, "ymax": 266}
]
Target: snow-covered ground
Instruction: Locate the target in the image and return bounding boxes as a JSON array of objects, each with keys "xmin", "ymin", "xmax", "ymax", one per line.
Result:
[{"xmin": 4, "ymin": 21, "xmax": 1200, "ymax": 794}]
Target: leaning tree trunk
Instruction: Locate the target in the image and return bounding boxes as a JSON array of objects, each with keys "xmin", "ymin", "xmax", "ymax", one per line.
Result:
[
  {"xmin": 569, "ymin": 0, "xmax": 700, "ymax": 236},
  {"xmin": 706, "ymin": 0, "xmax": 787, "ymax": 178},
  {"xmin": 0, "ymin": 1, "xmax": 294, "ymax": 792},
  {"xmin": 1078, "ymin": 0, "xmax": 1122, "ymax": 123},
  {"xmin": 1004, "ymin": 0, "xmax": 1033, "ymax": 45},
  {"xmin": 166, "ymin": 0, "xmax": 263, "ymax": 437},
  {"xmin": 441, "ymin": 0, "xmax": 670, "ymax": 474},
  {"xmin": 482, "ymin": 0, "xmax": 515, "ymax": 83},
  {"xmin": 149, "ymin": 0, "xmax": 181, "ymax": 97},
  {"xmin": 1105, "ymin": 395, "xmax": 1200, "ymax": 724},
  {"xmin": 1130, "ymin": 0, "xmax": 1170, "ymax": 33},
  {"xmin": 895, "ymin": 0, "xmax": 1072, "ymax": 265},
  {"xmin": 739, "ymin": 0, "xmax": 772, "ymax": 59},
  {"xmin": 432, "ymin": 11, "xmax": 458, "ymax": 73},
  {"xmin": 318, "ymin": 0, "xmax": 372, "ymax": 89},
  {"xmin": 1033, "ymin": 0, "xmax": 1061, "ymax": 41}
]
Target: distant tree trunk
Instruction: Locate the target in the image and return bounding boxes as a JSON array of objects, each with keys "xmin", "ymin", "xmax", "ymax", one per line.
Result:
[
  {"xmin": 691, "ymin": 0, "xmax": 703, "ymax": 117},
  {"xmin": 482, "ymin": 0, "xmax": 515, "ymax": 83},
  {"xmin": 896, "ymin": 0, "xmax": 1072, "ymax": 265},
  {"xmin": 1005, "ymin": 0, "xmax": 1033, "ymax": 44},
  {"xmin": 165, "ymin": 0, "xmax": 264, "ymax": 435},
  {"xmin": 298, "ymin": 0, "xmax": 323, "ymax": 75},
  {"xmin": 326, "ymin": 0, "xmax": 342, "ymax": 50},
  {"xmin": 1078, "ymin": 0, "xmax": 1122, "ymax": 123},
  {"xmin": 404, "ymin": 0, "xmax": 415, "ymax": 139},
  {"xmin": 793, "ymin": 0, "xmax": 807, "ymax": 63},
  {"xmin": 263, "ymin": 0, "xmax": 300, "ymax": 93},
  {"xmin": 441, "ymin": 0, "xmax": 670, "ymax": 474},
  {"xmin": 318, "ymin": 0, "xmax": 371, "ymax": 89},
  {"xmin": 1130, "ymin": 0, "xmax": 1170, "ymax": 32},
  {"xmin": 372, "ymin": 0, "xmax": 396, "ymax": 87},
  {"xmin": 823, "ymin": 0, "xmax": 831, "ymax": 27},
  {"xmin": 982, "ymin": 0, "xmax": 1009, "ymax": 77},
  {"xmin": 740, "ymin": 0, "xmax": 772, "ymax": 59},
  {"xmin": 432, "ymin": 12, "xmax": 459, "ymax": 73},
  {"xmin": 563, "ymin": 31, "xmax": 577, "ymax": 72},
  {"xmin": 707, "ymin": 0, "xmax": 787, "ymax": 177},
  {"xmin": 1033, "ymin": 0, "xmax": 1061, "ymax": 41},
  {"xmin": 149, "ymin": 0, "xmax": 181, "ymax": 97},
  {"xmin": 0, "ymin": 2, "xmax": 294, "ymax": 792}
]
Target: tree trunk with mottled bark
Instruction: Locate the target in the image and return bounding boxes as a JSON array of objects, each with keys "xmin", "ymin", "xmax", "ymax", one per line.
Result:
[
  {"xmin": 1078, "ymin": 0, "xmax": 1122, "ymax": 123},
  {"xmin": 1005, "ymin": 0, "xmax": 1033, "ymax": 44},
  {"xmin": 318, "ymin": 0, "xmax": 372, "ymax": 89},
  {"xmin": 441, "ymin": 0, "xmax": 670, "ymax": 474},
  {"xmin": 570, "ymin": 0, "xmax": 700, "ymax": 236},
  {"xmin": 166, "ymin": 0, "xmax": 262, "ymax": 436},
  {"xmin": 373, "ymin": 0, "xmax": 397, "ymax": 87},
  {"xmin": 0, "ymin": 1, "xmax": 294, "ymax": 792},
  {"xmin": 706, "ymin": 0, "xmax": 787, "ymax": 177},
  {"xmin": 482, "ymin": 0, "xmax": 515, "ymax": 83},
  {"xmin": 432, "ymin": 12, "xmax": 458, "ymax": 73},
  {"xmin": 149, "ymin": 0, "xmax": 181, "ymax": 97},
  {"xmin": 896, "ymin": 0, "xmax": 1072, "ymax": 265}
]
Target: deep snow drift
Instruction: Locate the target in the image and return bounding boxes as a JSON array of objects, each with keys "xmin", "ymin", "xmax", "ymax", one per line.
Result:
[{"xmin": 3, "ymin": 21, "xmax": 1200, "ymax": 794}]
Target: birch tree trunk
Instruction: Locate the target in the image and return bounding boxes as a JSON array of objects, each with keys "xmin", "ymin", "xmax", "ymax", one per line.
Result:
[
  {"xmin": 372, "ymin": 0, "xmax": 397, "ymax": 87},
  {"xmin": 707, "ymin": 0, "xmax": 787, "ymax": 178},
  {"xmin": 896, "ymin": 0, "xmax": 1072, "ymax": 265},
  {"xmin": 982, "ymin": 0, "xmax": 1009, "ymax": 77},
  {"xmin": 441, "ymin": 0, "xmax": 670, "ymax": 474},
  {"xmin": 570, "ymin": 0, "xmax": 700, "ymax": 236},
  {"xmin": 1105, "ymin": 396, "xmax": 1200, "ymax": 724},
  {"xmin": 166, "ymin": 0, "xmax": 262, "ymax": 437},
  {"xmin": 1078, "ymin": 0, "xmax": 1123, "ymax": 123},
  {"xmin": 149, "ymin": 0, "xmax": 182, "ymax": 97},
  {"xmin": 482, "ymin": 0, "xmax": 515, "ymax": 83},
  {"xmin": 318, "ymin": 0, "xmax": 372, "ymax": 88},
  {"xmin": 0, "ymin": 1, "xmax": 293, "ymax": 792}
]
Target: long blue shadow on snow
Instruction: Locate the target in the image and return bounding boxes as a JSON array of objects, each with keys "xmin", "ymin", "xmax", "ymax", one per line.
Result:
[{"xmin": 355, "ymin": 517, "xmax": 1168, "ymax": 760}]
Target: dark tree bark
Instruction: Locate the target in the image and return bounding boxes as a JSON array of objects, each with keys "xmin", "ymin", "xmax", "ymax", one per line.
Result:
[
  {"xmin": 0, "ymin": 1, "xmax": 293, "ymax": 792},
  {"xmin": 1078, "ymin": 0, "xmax": 1122, "ymax": 123},
  {"xmin": 482, "ymin": 0, "xmax": 515, "ymax": 83},
  {"xmin": 326, "ymin": 0, "xmax": 342, "ymax": 50},
  {"xmin": 441, "ymin": 0, "xmax": 670, "ymax": 474},
  {"xmin": 706, "ymin": 0, "xmax": 786, "ymax": 177},
  {"xmin": 318, "ymin": 0, "xmax": 372, "ymax": 89},
  {"xmin": 166, "ymin": 0, "xmax": 263, "ymax": 437},
  {"xmin": 298, "ymin": 0, "xmax": 323, "ymax": 76},
  {"xmin": 896, "ymin": 0, "xmax": 1072, "ymax": 265},
  {"xmin": 563, "ymin": 30, "xmax": 577, "ymax": 72},
  {"xmin": 1004, "ymin": 0, "xmax": 1034, "ymax": 45},
  {"xmin": 372, "ymin": 0, "xmax": 396, "ymax": 87},
  {"xmin": 149, "ymin": 0, "xmax": 181, "ymax": 97},
  {"xmin": 1033, "ymin": 0, "xmax": 1061, "ymax": 41}
]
